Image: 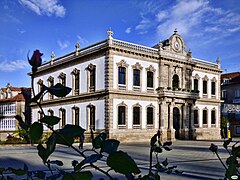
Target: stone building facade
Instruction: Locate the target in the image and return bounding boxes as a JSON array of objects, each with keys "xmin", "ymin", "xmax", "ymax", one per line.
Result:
[
  {"xmin": 221, "ymin": 72, "xmax": 240, "ymax": 137},
  {"xmin": 31, "ymin": 30, "xmax": 222, "ymax": 142},
  {"xmin": 0, "ymin": 83, "xmax": 31, "ymax": 140}
]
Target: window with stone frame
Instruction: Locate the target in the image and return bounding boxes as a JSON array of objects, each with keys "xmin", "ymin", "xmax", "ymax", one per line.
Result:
[
  {"xmin": 202, "ymin": 76, "xmax": 209, "ymax": 95},
  {"xmin": 59, "ymin": 108, "xmax": 66, "ymax": 128},
  {"xmin": 133, "ymin": 106, "xmax": 141, "ymax": 126},
  {"xmin": 48, "ymin": 76, "xmax": 54, "ymax": 100},
  {"xmin": 132, "ymin": 62, "xmax": 143, "ymax": 90},
  {"xmin": 133, "ymin": 69, "xmax": 140, "ymax": 86},
  {"xmin": 194, "ymin": 79, "xmax": 199, "ymax": 91},
  {"xmin": 147, "ymin": 106, "xmax": 154, "ymax": 125},
  {"xmin": 88, "ymin": 104, "xmax": 95, "ymax": 130},
  {"xmin": 211, "ymin": 109, "xmax": 216, "ymax": 125},
  {"xmin": 87, "ymin": 64, "xmax": 96, "ymax": 92},
  {"xmin": 59, "ymin": 72, "xmax": 66, "ymax": 86},
  {"xmin": 38, "ymin": 110, "xmax": 44, "ymax": 120},
  {"xmin": 48, "ymin": 109, "xmax": 54, "ymax": 116},
  {"xmin": 72, "ymin": 106, "xmax": 79, "ymax": 126},
  {"xmin": 37, "ymin": 79, "xmax": 43, "ymax": 94},
  {"xmin": 203, "ymin": 109, "xmax": 208, "ymax": 125},
  {"xmin": 118, "ymin": 106, "xmax": 126, "ymax": 126},
  {"xmin": 147, "ymin": 71, "xmax": 154, "ymax": 88},
  {"xmin": 172, "ymin": 74, "xmax": 179, "ymax": 89},
  {"xmin": 118, "ymin": 67, "xmax": 126, "ymax": 85},
  {"xmin": 211, "ymin": 77, "xmax": 216, "ymax": 96},
  {"xmin": 222, "ymin": 90, "xmax": 227, "ymax": 100},
  {"xmin": 72, "ymin": 68, "xmax": 80, "ymax": 95},
  {"xmin": 194, "ymin": 109, "xmax": 199, "ymax": 125}
]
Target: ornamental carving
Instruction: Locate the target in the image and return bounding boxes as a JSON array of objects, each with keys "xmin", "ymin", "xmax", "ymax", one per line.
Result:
[
  {"xmin": 193, "ymin": 74, "xmax": 200, "ymax": 80},
  {"xmin": 211, "ymin": 77, "xmax": 217, "ymax": 82},
  {"xmin": 118, "ymin": 101, "xmax": 127, "ymax": 107},
  {"xmin": 86, "ymin": 63, "xmax": 96, "ymax": 71},
  {"xmin": 133, "ymin": 103, "xmax": 141, "ymax": 107},
  {"xmin": 202, "ymin": 75, "xmax": 209, "ymax": 81},
  {"xmin": 37, "ymin": 79, "xmax": 43, "ymax": 85},
  {"xmin": 59, "ymin": 72, "xmax": 66, "ymax": 79},
  {"xmin": 71, "ymin": 68, "xmax": 80, "ymax": 75},
  {"xmin": 117, "ymin": 59, "xmax": 129, "ymax": 68},
  {"xmin": 146, "ymin": 65, "xmax": 156, "ymax": 72},
  {"xmin": 132, "ymin": 62, "xmax": 143, "ymax": 70},
  {"xmin": 48, "ymin": 76, "xmax": 54, "ymax": 82}
]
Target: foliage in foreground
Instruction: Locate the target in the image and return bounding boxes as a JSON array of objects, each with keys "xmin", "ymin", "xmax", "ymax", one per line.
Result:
[
  {"xmin": 209, "ymin": 138, "xmax": 240, "ymax": 180},
  {"xmin": 0, "ymin": 50, "xmax": 182, "ymax": 179}
]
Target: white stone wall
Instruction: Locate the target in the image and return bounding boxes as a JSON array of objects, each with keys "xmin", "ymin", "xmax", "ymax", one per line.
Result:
[
  {"xmin": 33, "ymin": 56, "xmax": 105, "ymax": 100},
  {"xmin": 192, "ymin": 70, "xmax": 219, "ymax": 99},
  {"xmin": 112, "ymin": 98, "xmax": 158, "ymax": 129},
  {"xmin": 32, "ymin": 99, "xmax": 105, "ymax": 130},
  {"xmin": 113, "ymin": 55, "xmax": 159, "ymax": 92}
]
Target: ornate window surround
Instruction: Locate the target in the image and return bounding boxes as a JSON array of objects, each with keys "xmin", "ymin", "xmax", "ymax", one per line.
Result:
[
  {"xmin": 211, "ymin": 77, "xmax": 217, "ymax": 97},
  {"xmin": 202, "ymin": 107, "xmax": 208, "ymax": 128},
  {"xmin": 202, "ymin": 75, "xmax": 209, "ymax": 96},
  {"xmin": 116, "ymin": 60, "xmax": 129, "ymax": 90},
  {"xmin": 71, "ymin": 68, "xmax": 80, "ymax": 95},
  {"xmin": 48, "ymin": 76, "xmax": 54, "ymax": 100},
  {"xmin": 132, "ymin": 62, "xmax": 143, "ymax": 91},
  {"xmin": 86, "ymin": 64, "xmax": 96, "ymax": 93},
  {"xmin": 146, "ymin": 65, "xmax": 156, "ymax": 92},
  {"xmin": 116, "ymin": 101, "xmax": 128, "ymax": 129},
  {"xmin": 146, "ymin": 103, "xmax": 155, "ymax": 129},
  {"xmin": 87, "ymin": 103, "xmax": 95, "ymax": 131},
  {"xmin": 59, "ymin": 107, "xmax": 66, "ymax": 128},
  {"xmin": 58, "ymin": 72, "xmax": 66, "ymax": 86},
  {"xmin": 132, "ymin": 103, "xmax": 142, "ymax": 129},
  {"xmin": 211, "ymin": 108, "xmax": 216, "ymax": 127},
  {"xmin": 72, "ymin": 105, "xmax": 80, "ymax": 126}
]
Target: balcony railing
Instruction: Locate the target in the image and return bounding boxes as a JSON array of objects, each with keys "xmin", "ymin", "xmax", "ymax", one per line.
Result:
[{"xmin": 0, "ymin": 118, "xmax": 16, "ymax": 131}]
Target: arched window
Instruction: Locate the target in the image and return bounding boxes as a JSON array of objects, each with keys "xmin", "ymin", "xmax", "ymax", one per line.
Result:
[
  {"xmin": 88, "ymin": 104, "xmax": 95, "ymax": 130},
  {"xmin": 133, "ymin": 106, "xmax": 141, "ymax": 126},
  {"xmin": 59, "ymin": 108, "xmax": 66, "ymax": 128},
  {"xmin": 118, "ymin": 106, "xmax": 126, "ymax": 125},
  {"xmin": 87, "ymin": 64, "xmax": 96, "ymax": 92},
  {"xmin": 172, "ymin": 74, "xmax": 179, "ymax": 89},
  {"xmin": 72, "ymin": 68, "xmax": 80, "ymax": 95},
  {"xmin": 72, "ymin": 106, "xmax": 79, "ymax": 126}
]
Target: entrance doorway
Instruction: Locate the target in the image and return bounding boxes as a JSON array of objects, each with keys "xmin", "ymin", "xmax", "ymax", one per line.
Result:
[{"xmin": 173, "ymin": 107, "xmax": 180, "ymax": 139}]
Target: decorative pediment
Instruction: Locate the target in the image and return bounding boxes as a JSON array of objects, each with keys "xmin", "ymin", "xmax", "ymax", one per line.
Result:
[
  {"xmin": 59, "ymin": 72, "xmax": 66, "ymax": 79},
  {"xmin": 146, "ymin": 65, "xmax": 156, "ymax": 72},
  {"xmin": 133, "ymin": 103, "xmax": 141, "ymax": 107},
  {"xmin": 193, "ymin": 74, "xmax": 200, "ymax": 80},
  {"xmin": 118, "ymin": 101, "xmax": 127, "ymax": 107},
  {"xmin": 72, "ymin": 105, "xmax": 79, "ymax": 110},
  {"xmin": 117, "ymin": 59, "xmax": 129, "ymax": 68},
  {"xmin": 48, "ymin": 76, "xmax": 54, "ymax": 82},
  {"xmin": 86, "ymin": 63, "xmax": 96, "ymax": 71},
  {"xmin": 132, "ymin": 62, "xmax": 143, "ymax": 70},
  {"xmin": 87, "ymin": 103, "xmax": 95, "ymax": 108},
  {"xmin": 71, "ymin": 68, "xmax": 80, "ymax": 75},
  {"xmin": 202, "ymin": 75, "xmax": 209, "ymax": 81},
  {"xmin": 37, "ymin": 79, "xmax": 43, "ymax": 85},
  {"xmin": 147, "ymin": 103, "xmax": 155, "ymax": 108},
  {"xmin": 211, "ymin": 77, "xmax": 217, "ymax": 82}
]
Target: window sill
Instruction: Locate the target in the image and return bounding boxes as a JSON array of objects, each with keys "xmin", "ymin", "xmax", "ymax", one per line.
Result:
[
  {"xmin": 133, "ymin": 86, "xmax": 141, "ymax": 91},
  {"xmin": 118, "ymin": 84, "xmax": 126, "ymax": 90},
  {"xmin": 118, "ymin": 125, "xmax": 126, "ymax": 129},
  {"xmin": 147, "ymin": 124, "xmax": 154, "ymax": 129},
  {"xmin": 133, "ymin": 125, "xmax": 141, "ymax": 129},
  {"xmin": 147, "ymin": 88, "xmax": 154, "ymax": 93}
]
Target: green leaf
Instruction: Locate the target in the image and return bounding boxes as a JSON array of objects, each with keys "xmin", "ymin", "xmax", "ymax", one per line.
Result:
[
  {"xmin": 34, "ymin": 171, "xmax": 46, "ymax": 179},
  {"xmin": 71, "ymin": 171, "xmax": 93, "ymax": 180},
  {"xmin": 30, "ymin": 89, "xmax": 45, "ymax": 103},
  {"xmin": 40, "ymin": 116, "xmax": 60, "ymax": 126},
  {"xmin": 150, "ymin": 134, "xmax": 157, "ymax": 147},
  {"xmin": 29, "ymin": 122, "xmax": 43, "ymax": 141},
  {"xmin": 49, "ymin": 160, "xmax": 64, "ymax": 166},
  {"xmin": 46, "ymin": 133, "xmax": 56, "ymax": 155},
  {"xmin": 7, "ymin": 167, "xmax": 26, "ymax": 176},
  {"xmin": 223, "ymin": 138, "xmax": 232, "ymax": 149},
  {"xmin": 163, "ymin": 141, "xmax": 172, "ymax": 147},
  {"xmin": 37, "ymin": 143, "xmax": 49, "ymax": 163},
  {"xmin": 15, "ymin": 115, "xmax": 28, "ymax": 130},
  {"xmin": 92, "ymin": 132, "xmax": 107, "ymax": 149},
  {"xmin": 107, "ymin": 151, "xmax": 141, "ymax": 175},
  {"xmin": 75, "ymin": 154, "xmax": 103, "ymax": 171},
  {"xmin": 163, "ymin": 146, "xmax": 172, "ymax": 151},
  {"xmin": 162, "ymin": 158, "xmax": 168, "ymax": 167},
  {"xmin": 62, "ymin": 173, "xmax": 74, "ymax": 180},
  {"xmin": 44, "ymin": 83, "xmax": 71, "ymax": 97},
  {"xmin": 55, "ymin": 125, "xmax": 85, "ymax": 146},
  {"xmin": 153, "ymin": 147, "xmax": 162, "ymax": 153},
  {"xmin": 101, "ymin": 139, "xmax": 120, "ymax": 154}
]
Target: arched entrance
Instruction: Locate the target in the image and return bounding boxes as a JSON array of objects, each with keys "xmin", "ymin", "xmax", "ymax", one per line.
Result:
[{"xmin": 173, "ymin": 107, "xmax": 180, "ymax": 139}]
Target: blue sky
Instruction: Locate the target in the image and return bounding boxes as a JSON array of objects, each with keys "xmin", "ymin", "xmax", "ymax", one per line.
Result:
[{"xmin": 1, "ymin": 0, "xmax": 240, "ymax": 87}]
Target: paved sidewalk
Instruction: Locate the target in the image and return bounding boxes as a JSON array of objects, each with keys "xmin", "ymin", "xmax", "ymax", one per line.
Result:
[{"xmin": 0, "ymin": 139, "xmax": 231, "ymax": 179}]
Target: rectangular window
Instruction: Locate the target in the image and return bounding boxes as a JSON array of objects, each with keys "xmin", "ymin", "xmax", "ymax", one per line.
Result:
[
  {"xmin": 211, "ymin": 110, "xmax": 216, "ymax": 124},
  {"xmin": 118, "ymin": 67, "xmax": 126, "ymax": 85},
  {"xmin": 147, "ymin": 107, "xmax": 153, "ymax": 125},
  {"xmin": 235, "ymin": 90, "xmax": 240, "ymax": 98},
  {"xmin": 75, "ymin": 73, "xmax": 80, "ymax": 95},
  {"xmin": 118, "ymin": 106, "xmax": 126, "ymax": 125},
  {"xmin": 133, "ymin": 69, "xmax": 140, "ymax": 86},
  {"xmin": 194, "ymin": 79, "xmax": 198, "ymax": 91},
  {"xmin": 203, "ymin": 80, "xmax": 207, "ymax": 94},
  {"xmin": 49, "ymin": 79, "xmax": 54, "ymax": 100},
  {"xmin": 90, "ymin": 69, "xmax": 96, "ymax": 90},
  {"xmin": 61, "ymin": 109, "xmax": 66, "ymax": 127},
  {"xmin": 203, "ymin": 110, "xmax": 207, "ymax": 125},
  {"xmin": 90, "ymin": 106, "xmax": 95, "ymax": 130},
  {"xmin": 133, "ymin": 107, "xmax": 140, "ymax": 125},
  {"xmin": 194, "ymin": 110, "xmax": 198, "ymax": 125},
  {"xmin": 211, "ymin": 82, "xmax": 216, "ymax": 95},
  {"xmin": 147, "ymin": 72, "xmax": 154, "ymax": 88},
  {"xmin": 75, "ymin": 108, "xmax": 79, "ymax": 126},
  {"xmin": 222, "ymin": 90, "xmax": 227, "ymax": 99}
]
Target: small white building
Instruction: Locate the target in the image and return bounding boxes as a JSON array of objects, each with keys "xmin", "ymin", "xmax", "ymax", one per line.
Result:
[{"xmin": 31, "ymin": 30, "xmax": 222, "ymax": 142}]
